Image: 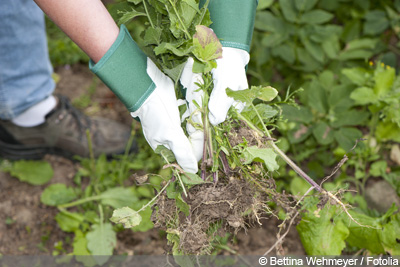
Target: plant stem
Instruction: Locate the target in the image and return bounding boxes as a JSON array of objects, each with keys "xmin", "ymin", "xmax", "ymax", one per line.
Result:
[
  {"xmin": 58, "ymin": 195, "xmax": 103, "ymax": 209},
  {"xmin": 237, "ymin": 111, "xmax": 322, "ymax": 192},
  {"xmin": 143, "ymin": 0, "xmax": 155, "ymax": 29},
  {"xmin": 137, "ymin": 180, "xmax": 171, "ymax": 213},
  {"xmin": 168, "ymin": 0, "xmax": 192, "ymax": 39}
]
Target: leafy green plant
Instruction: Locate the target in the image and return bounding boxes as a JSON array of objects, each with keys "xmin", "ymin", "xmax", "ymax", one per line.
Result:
[
  {"xmin": 38, "ymin": 129, "xmax": 165, "ymax": 262},
  {"xmin": 1, "ymin": 160, "xmax": 54, "ymax": 185}
]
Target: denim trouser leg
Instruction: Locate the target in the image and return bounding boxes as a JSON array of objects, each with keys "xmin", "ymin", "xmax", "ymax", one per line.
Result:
[{"xmin": 0, "ymin": 0, "xmax": 55, "ymax": 120}]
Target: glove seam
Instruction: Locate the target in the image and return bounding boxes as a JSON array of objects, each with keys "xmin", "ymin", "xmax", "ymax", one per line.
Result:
[{"xmin": 220, "ymin": 41, "xmax": 250, "ymax": 52}]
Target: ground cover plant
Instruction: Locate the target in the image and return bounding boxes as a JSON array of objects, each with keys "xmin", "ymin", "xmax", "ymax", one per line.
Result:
[{"xmin": 1, "ymin": 0, "xmax": 400, "ymax": 261}]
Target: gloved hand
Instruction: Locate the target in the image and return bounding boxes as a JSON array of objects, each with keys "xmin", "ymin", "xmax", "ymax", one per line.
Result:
[
  {"xmin": 208, "ymin": 47, "xmax": 249, "ymax": 125},
  {"xmin": 180, "ymin": 58, "xmax": 204, "ymax": 161},
  {"xmin": 131, "ymin": 59, "xmax": 199, "ymax": 173},
  {"xmin": 90, "ymin": 25, "xmax": 198, "ymax": 173}
]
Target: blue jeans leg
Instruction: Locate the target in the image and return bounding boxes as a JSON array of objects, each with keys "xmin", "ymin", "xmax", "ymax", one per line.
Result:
[{"xmin": 0, "ymin": 0, "xmax": 55, "ymax": 120}]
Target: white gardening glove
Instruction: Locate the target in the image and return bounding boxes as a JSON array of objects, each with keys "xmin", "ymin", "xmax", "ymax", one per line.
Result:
[
  {"xmin": 131, "ymin": 59, "xmax": 198, "ymax": 173},
  {"xmin": 180, "ymin": 58, "xmax": 204, "ymax": 162},
  {"xmin": 209, "ymin": 47, "xmax": 250, "ymax": 125}
]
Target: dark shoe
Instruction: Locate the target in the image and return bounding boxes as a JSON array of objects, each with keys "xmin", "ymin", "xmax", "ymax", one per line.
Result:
[{"xmin": 0, "ymin": 95, "xmax": 137, "ymax": 160}]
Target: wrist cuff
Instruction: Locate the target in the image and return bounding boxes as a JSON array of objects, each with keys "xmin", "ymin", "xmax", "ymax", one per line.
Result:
[
  {"xmin": 89, "ymin": 24, "xmax": 155, "ymax": 112},
  {"xmin": 202, "ymin": 0, "xmax": 257, "ymax": 52}
]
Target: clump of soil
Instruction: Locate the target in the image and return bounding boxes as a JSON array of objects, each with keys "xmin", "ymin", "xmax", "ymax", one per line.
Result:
[{"xmin": 152, "ymin": 178, "xmax": 262, "ymax": 254}]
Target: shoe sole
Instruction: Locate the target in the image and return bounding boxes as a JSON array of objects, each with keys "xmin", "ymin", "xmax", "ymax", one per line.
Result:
[
  {"xmin": 0, "ymin": 140, "xmax": 135, "ymax": 161},
  {"xmin": 0, "ymin": 140, "xmax": 74, "ymax": 160}
]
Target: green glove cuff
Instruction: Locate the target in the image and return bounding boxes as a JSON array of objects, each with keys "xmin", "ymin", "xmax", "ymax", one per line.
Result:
[
  {"xmin": 201, "ymin": 0, "xmax": 257, "ymax": 52},
  {"xmin": 89, "ymin": 25, "xmax": 155, "ymax": 112}
]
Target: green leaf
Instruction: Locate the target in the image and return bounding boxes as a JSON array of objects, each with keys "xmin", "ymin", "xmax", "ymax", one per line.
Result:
[
  {"xmin": 363, "ymin": 10, "xmax": 389, "ymax": 35},
  {"xmin": 255, "ymin": 11, "xmax": 286, "ymax": 32},
  {"xmin": 181, "ymin": 173, "xmax": 204, "ymax": 185},
  {"xmin": 99, "ymin": 187, "xmax": 139, "ymax": 209},
  {"xmin": 300, "ymin": 32, "xmax": 325, "ymax": 63},
  {"xmin": 154, "ymin": 41, "xmax": 193, "ymax": 57},
  {"xmin": 288, "ymin": 123, "xmax": 312, "ymax": 144},
  {"xmin": 226, "ymin": 86, "xmax": 278, "ymax": 104},
  {"xmin": 257, "ymin": 0, "xmax": 274, "ymax": 10},
  {"xmin": 132, "ymin": 204, "xmax": 154, "ymax": 232},
  {"xmin": 312, "ymin": 121, "xmax": 334, "ymax": 145},
  {"xmin": 297, "ymin": 205, "xmax": 349, "ymax": 255},
  {"xmin": 271, "ymin": 44, "xmax": 295, "ymax": 64},
  {"xmin": 73, "ymin": 230, "xmax": 97, "ymax": 267},
  {"xmin": 380, "ymin": 213, "xmax": 400, "ymax": 255},
  {"xmin": 322, "ymin": 35, "xmax": 340, "ymax": 59},
  {"xmin": 40, "ymin": 184, "xmax": 77, "ymax": 206},
  {"xmin": 306, "ymin": 80, "xmax": 328, "ymax": 114},
  {"xmin": 331, "ymin": 110, "xmax": 369, "ymax": 128},
  {"xmin": 281, "ymin": 104, "xmax": 313, "ymax": 124},
  {"xmin": 241, "ymin": 146, "xmax": 279, "ymax": 172},
  {"xmin": 290, "ymin": 177, "xmax": 312, "ymax": 196},
  {"xmin": 341, "ymin": 68, "xmax": 371, "ymax": 86},
  {"xmin": 369, "ymin": 160, "xmax": 387, "ymax": 177},
  {"xmin": 55, "ymin": 212, "xmax": 84, "ymax": 232},
  {"xmin": 374, "ymin": 64, "xmax": 395, "ymax": 97},
  {"xmin": 339, "ymin": 49, "xmax": 373, "ymax": 61},
  {"xmin": 255, "ymin": 104, "xmax": 278, "ymax": 120},
  {"xmin": 118, "ymin": 8, "xmax": 147, "ymax": 25},
  {"xmin": 376, "ymin": 121, "xmax": 400, "ymax": 142},
  {"xmin": 155, "ymin": 145, "xmax": 176, "ymax": 163},
  {"xmin": 346, "ymin": 38, "xmax": 378, "ymax": 51},
  {"xmin": 110, "ymin": 207, "xmax": 142, "ymax": 228},
  {"xmin": 8, "ymin": 160, "xmax": 53, "ymax": 185},
  {"xmin": 143, "ymin": 27, "xmax": 162, "ymax": 45},
  {"xmin": 279, "ymin": 0, "xmax": 298, "ymax": 23},
  {"xmin": 295, "ymin": 0, "xmax": 318, "ymax": 11},
  {"xmin": 343, "ymin": 211, "xmax": 385, "ymax": 254},
  {"xmin": 86, "ymin": 223, "xmax": 116, "ymax": 264},
  {"xmin": 334, "ymin": 127, "xmax": 363, "ymax": 151},
  {"xmin": 300, "ymin": 10, "xmax": 334, "ymax": 25},
  {"xmin": 192, "ymin": 25, "xmax": 222, "ymax": 62},
  {"xmin": 350, "ymin": 87, "xmax": 377, "ymax": 105}
]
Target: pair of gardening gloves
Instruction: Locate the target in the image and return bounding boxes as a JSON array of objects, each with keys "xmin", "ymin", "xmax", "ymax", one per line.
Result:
[{"xmin": 90, "ymin": 1, "xmax": 257, "ymax": 174}]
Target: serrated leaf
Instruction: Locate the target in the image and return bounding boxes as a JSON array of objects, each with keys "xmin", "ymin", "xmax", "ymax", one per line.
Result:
[
  {"xmin": 241, "ymin": 146, "xmax": 279, "ymax": 172},
  {"xmin": 143, "ymin": 27, "xmax": 162, "ymax": 45},
  {"xmin": 192, "ymin": 25, "xmax": 222, "ymax": 63},
  {"xmin": 99, "ymin": 187, "xmax": 139, "ymax": 209},
  {"xmin": 181, "ymin": 173, "xmax": 204, "ymax": 185},
  {"xmin": 41, "ymin": 184, "xmax": 77, "ymax": 206},
  {"xmin": 118, "ymin": 8, "xmax": 146, "ymax": 24},
  {"xmin": 110, "ymin": 207, "xmax": 142, "ymax": 228},
  {"xmin": 380, "ymin": 213, "xmax": 400, "ymax": 255},
  {"xmin": 9, "ymin": 160, "xmax": 53, "ymax": 185},
  {"xmin": 297, "ymin": 205, "xmax": 349, "ymax": 255},
  {"xmin": 86, "ymin": 223, "xmax": 116, "ymax": 265}
]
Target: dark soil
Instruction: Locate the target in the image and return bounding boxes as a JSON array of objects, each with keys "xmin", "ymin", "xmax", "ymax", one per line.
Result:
[{"xmin": 0, "ymin": 64, "xmax": 305, "ymax": 256}]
